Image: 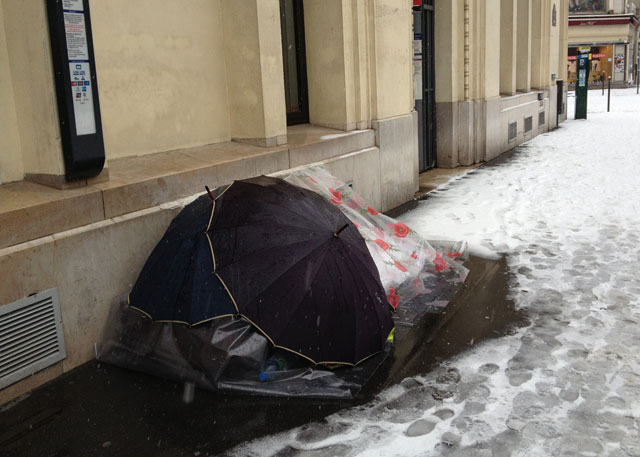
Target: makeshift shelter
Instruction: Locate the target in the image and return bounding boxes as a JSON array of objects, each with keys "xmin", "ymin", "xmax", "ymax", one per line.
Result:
[{"xmin": 98, "ymin": 170, "xmax": 468, "ymax": 398}]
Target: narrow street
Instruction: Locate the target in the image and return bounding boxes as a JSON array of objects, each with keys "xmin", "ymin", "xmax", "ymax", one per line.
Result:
[{"xmin": 229, "ymin": 89, "xmax": 640, "ymax": 456}]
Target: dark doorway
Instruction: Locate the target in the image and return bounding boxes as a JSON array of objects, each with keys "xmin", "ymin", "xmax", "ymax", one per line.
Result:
[
  {"xmin": 280, "ymin": 0, "xmax": 309, "ymax": 125},
  {"xmin": 413, "ymin": 0, "xmax": 437, "ymax": 171}
]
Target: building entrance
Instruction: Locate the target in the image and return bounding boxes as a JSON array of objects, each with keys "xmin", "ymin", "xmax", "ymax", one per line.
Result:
[
  {"xmin": 280, "ymin": 0, "xmax": 309, "ymax": 126},
  {"xmin": 413, "ymin": 0, "xmax": 436, "ymax": 172}
]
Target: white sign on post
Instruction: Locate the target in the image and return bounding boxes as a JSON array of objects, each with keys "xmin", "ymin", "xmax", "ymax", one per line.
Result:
[
  {"xmin": 63, "ymin": 12, "xmax": 89, "ymax": 60},
  {"xmin": 413, "ymin": 33, "xmax": 423, "ymax": 101},
  {"xmin": 68, "ymin": 62, "xmax": 96, "ymax": 135},
  {"xmin": 62, "ymin": 0, "xmax": 84, "ymax": 11},
  {"xmin": 63, "ymin": 0, "xmax": 95, "ymax": 136}
]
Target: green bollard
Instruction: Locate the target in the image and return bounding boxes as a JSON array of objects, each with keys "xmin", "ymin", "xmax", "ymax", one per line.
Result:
[{"xmin": 575, "ymin": 54, "xmax": 590, "ymax": 120}]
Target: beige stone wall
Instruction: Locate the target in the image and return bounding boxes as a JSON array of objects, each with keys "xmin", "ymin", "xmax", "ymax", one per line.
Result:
[
  {"xmin": 559, "ymin": 0, "xmax": 569, "ymax": 80},
  {"xmin": 304, "ymin": 0, "xmax": 412, "ymax": 128},
  {"xmin": 516, "ymin": 0, "xmax": 532, "ymax": 91},
  {"xmin": 484, "ymin": 0, "xmax": 502, "ymax": 98},
  {"xmin": 91, "ymin": 0, "xmax": 231, "ymax": 159},
  {"xmin": 435, "ymin": 0, "xmax": 567, "ymax": 167},
  {"xmin": 0, "ymin": 0, "xmax": 415, "ymax": 184},
  {"xmin": 369, "ymin": 0, "xmax": 413, "ymax": 120},
  {"xmin": 304, "ymin": 0, "xmax": 352, "ymax": 129},
  {"xmin": 435, "ymin": 0, "xmax": 464, "ymax": 103},
  {"xmin": 0, "ymin": 1, "xmax": 22, "ymax": 184},
  {"xmin": 500, "ymin": 0, "xmax": 518, "ymax": 95},
  {"xmin": 2, "ymin": 0, "xmax": 65, "ymax": 179},
  {"xmin": 0, "ymin": 204, "xmax": 178, "ymax": 405},
  {"xmin": 222, "ymin": 0, "xmax": 286, "ymax": 145},
  {"xmin": 550, "ymin": 1, "xmax": 560, "ymax": 78},
  {"xmin": 569, "ymin": 23, "xmax": 636, "ymax": 43}
]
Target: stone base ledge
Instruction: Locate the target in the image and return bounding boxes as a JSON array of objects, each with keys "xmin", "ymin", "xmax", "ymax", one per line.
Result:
[{"xmin": 0, "ymin": 125, "xmax": 375, "ymax": 250}]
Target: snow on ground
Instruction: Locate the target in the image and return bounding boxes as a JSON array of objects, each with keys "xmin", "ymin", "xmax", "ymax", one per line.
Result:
[{"xmin": 229, "ymin": 89, "xmax": 640, "ymax": 457}]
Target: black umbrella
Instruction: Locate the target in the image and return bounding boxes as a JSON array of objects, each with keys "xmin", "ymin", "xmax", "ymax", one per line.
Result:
[
  {"xmin": 128, "ymin": 194, "xmax": 237, "ymax": 324},
  {"xmin": 207, "ymin": 176, "xmax": 394, "ymax": 366}
]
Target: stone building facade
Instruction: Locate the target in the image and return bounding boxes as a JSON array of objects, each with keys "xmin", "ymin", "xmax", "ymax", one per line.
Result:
[{"xmin": 432, "ymin": 0, "xmax": 569, "ymax": 167}]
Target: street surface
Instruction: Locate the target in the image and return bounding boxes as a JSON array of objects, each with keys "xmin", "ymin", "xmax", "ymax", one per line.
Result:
[{"xmin": 230, "ymin": 89, "xmax": 640, "ymax": 456}]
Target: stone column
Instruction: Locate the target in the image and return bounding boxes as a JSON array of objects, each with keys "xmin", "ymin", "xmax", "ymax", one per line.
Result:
[
  {"xmin": 304, "ymin": 0, "xmax": 365, "ymax": 131},
  {"xmin": 222, "ymin": 0, "xmax": 287, "ymax": 147},
  {"xmin": 434, "ymin": 0, "xmax": 463, "ymax": 168},
  {"xmin": 500, "ymin": 0, "xmax": 518, "ymax": 95},
  {"xmin": 0, "ymin": 0, "xmax": 23, "ymax": 185},
  {"xmin": 531, "ymin": 0, "xmax": 551, "ymax": 89},
  {"xmin": 516, "ymin": 0, "xmax": 532, "ymax": 91},
  {"xmin": 2, "ymin": 0, "xmax": 68, "ymax": 187},
  {"xmin": 558, "ymin": 0, "xmax": 569, "ymax": 81}
]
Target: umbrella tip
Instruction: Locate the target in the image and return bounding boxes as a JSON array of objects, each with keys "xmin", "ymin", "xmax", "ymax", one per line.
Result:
[
  {"xmin": 333, "ymin": 223, "xmax": 349, "ymax": 238},
  {"xmin": 205, "ymin": 185, "xmax": 215, "ymax": 201}
]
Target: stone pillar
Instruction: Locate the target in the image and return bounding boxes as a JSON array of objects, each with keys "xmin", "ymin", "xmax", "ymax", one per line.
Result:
[
  {"xmin": 222, "ymin": 0, "xmax": 287, "ymax": 146},
  {"xmin": 304, "ymin": 0, "xmax": 353, "ymax": 130},
  {"xmin": 367, "ymin": 0, "xmax": 417, "ymax": 211},
  {"xmin": 434, "ymin": 0, "xmax": 463, "ymax": 168},
  {"xmin": 500, "ymin": 0, "xmax": 518, "ymax": 95},
  {"xmin": 0, "ymin": 1, "xmax": 22, "ymax": 185},
  {"xmin": 516, "ymin": 0, "xmax": 532, "ymax": 91},
  {"xmin": 558, "ymin": 0, "xmax": 569, "ymax": 81},
  {"xmin": 2, "ymin": 0, "xmax": 67, "ymax": 186},
  {"xmin": 367, "ymin": 0, "xmax": 413, "ymax": 121},
  {"xmin": 531, "ymin": 0, "xmax": 551, "ymax": 88}
]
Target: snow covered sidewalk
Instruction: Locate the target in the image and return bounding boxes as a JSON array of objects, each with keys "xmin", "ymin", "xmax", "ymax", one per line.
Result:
[{"xmin": 230, "ymin": 89, "xmax": 640, "ymax": 456}]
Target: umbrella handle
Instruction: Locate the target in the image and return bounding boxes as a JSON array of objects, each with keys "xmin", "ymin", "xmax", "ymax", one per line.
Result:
[{"xmin": 333, "ymin": 223, "xmax": 349, "ymax": 238}]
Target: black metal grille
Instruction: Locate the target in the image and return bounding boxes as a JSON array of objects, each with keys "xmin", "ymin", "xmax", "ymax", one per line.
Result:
[
  {"xmin": 508, "ymin": 121, "xmax": 517, "ymax": 142},
  {"xmin": 524, "ymin": 116, "xmax": 533, "ymax": 133},
  {"xmin": 0, "ymin": 289, "xmax": 66, "ymax": 389}
]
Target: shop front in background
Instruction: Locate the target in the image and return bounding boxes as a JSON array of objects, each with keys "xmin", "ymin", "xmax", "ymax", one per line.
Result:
[{"xmin": 567, "ymin": 44, "xmax": 627, "ymax": 84}]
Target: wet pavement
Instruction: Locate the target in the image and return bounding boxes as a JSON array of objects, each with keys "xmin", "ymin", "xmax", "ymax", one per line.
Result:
[{"xmin": 0, "ymin": 251, "xmax": 524, "ymax": 457}]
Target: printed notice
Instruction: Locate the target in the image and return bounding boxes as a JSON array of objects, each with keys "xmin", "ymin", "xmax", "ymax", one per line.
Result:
[
  {"xmin": 64, "ymin": 12, "xmax": 89, "ymax": 60},
  {"xmin": 413, "ymin": 33, "xmax": 423, "ymax": 100},
  {"xmin": 69, "ymin": 62, "xmax": 96, "ymax": 135},
  {"xmin": 63, "ymin": 0, "xmax": 84, "ymax": 11}
]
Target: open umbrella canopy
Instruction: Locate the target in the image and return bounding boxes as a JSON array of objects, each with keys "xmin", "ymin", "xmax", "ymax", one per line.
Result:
[
  {"xmin": 129, "ymin": 176, "xmax": 394, "ymax": 366},
  {"xmin": 128, "ymin": 194, "xmax": 236, "ymax": 325},
  {"xmin": 208, "ymin": 176, "xmax": 394, "ymax": 366}
]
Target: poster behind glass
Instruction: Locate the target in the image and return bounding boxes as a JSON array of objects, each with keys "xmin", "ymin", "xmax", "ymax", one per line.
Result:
[{"xmin": 569, "ymin": 0, "xmax": 607, "ymax": 13}]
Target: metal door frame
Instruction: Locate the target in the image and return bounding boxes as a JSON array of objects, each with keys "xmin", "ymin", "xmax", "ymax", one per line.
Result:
[{"xmin": 414, "ymin": 0, "xmax": 437, "ymax": 171}]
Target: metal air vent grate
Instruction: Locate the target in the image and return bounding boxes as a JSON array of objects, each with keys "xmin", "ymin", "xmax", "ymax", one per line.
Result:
[
  {"xmin": 508, "ymin": 121, "xmax": 517, "ymax": 142},
  {"xmin": 0, "ymin": 288, "xmax": 66, "ymax": 390},
  {"xmin": 524, "ymin": 116, "xmax": 533, "ymax": 133},
  {"xmin": 539, "ymin": 110, "xmax": 545, "ymax": 128}
]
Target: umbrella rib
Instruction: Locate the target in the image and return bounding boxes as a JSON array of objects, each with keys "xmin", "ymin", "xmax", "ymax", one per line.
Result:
[
  {"xmin": 213, "ymin": 272, "xmax": 240, "ymax": 314},
  {"xmin": 205, "ymin": 232, "xmax": 216, "ymax": 272},
  {"xmin": 206, "ymin": 198, "xmax": 215, "ymax": 231}
]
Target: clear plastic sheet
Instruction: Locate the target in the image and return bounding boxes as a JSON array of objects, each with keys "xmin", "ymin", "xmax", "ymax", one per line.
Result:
[
  {"xmin": 284, "ymin": 167, "xmax": 468, "ymax": 309},
  {"xmin": 96, "ymin": 306, "xmax": 371, "ymax": 399}
]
